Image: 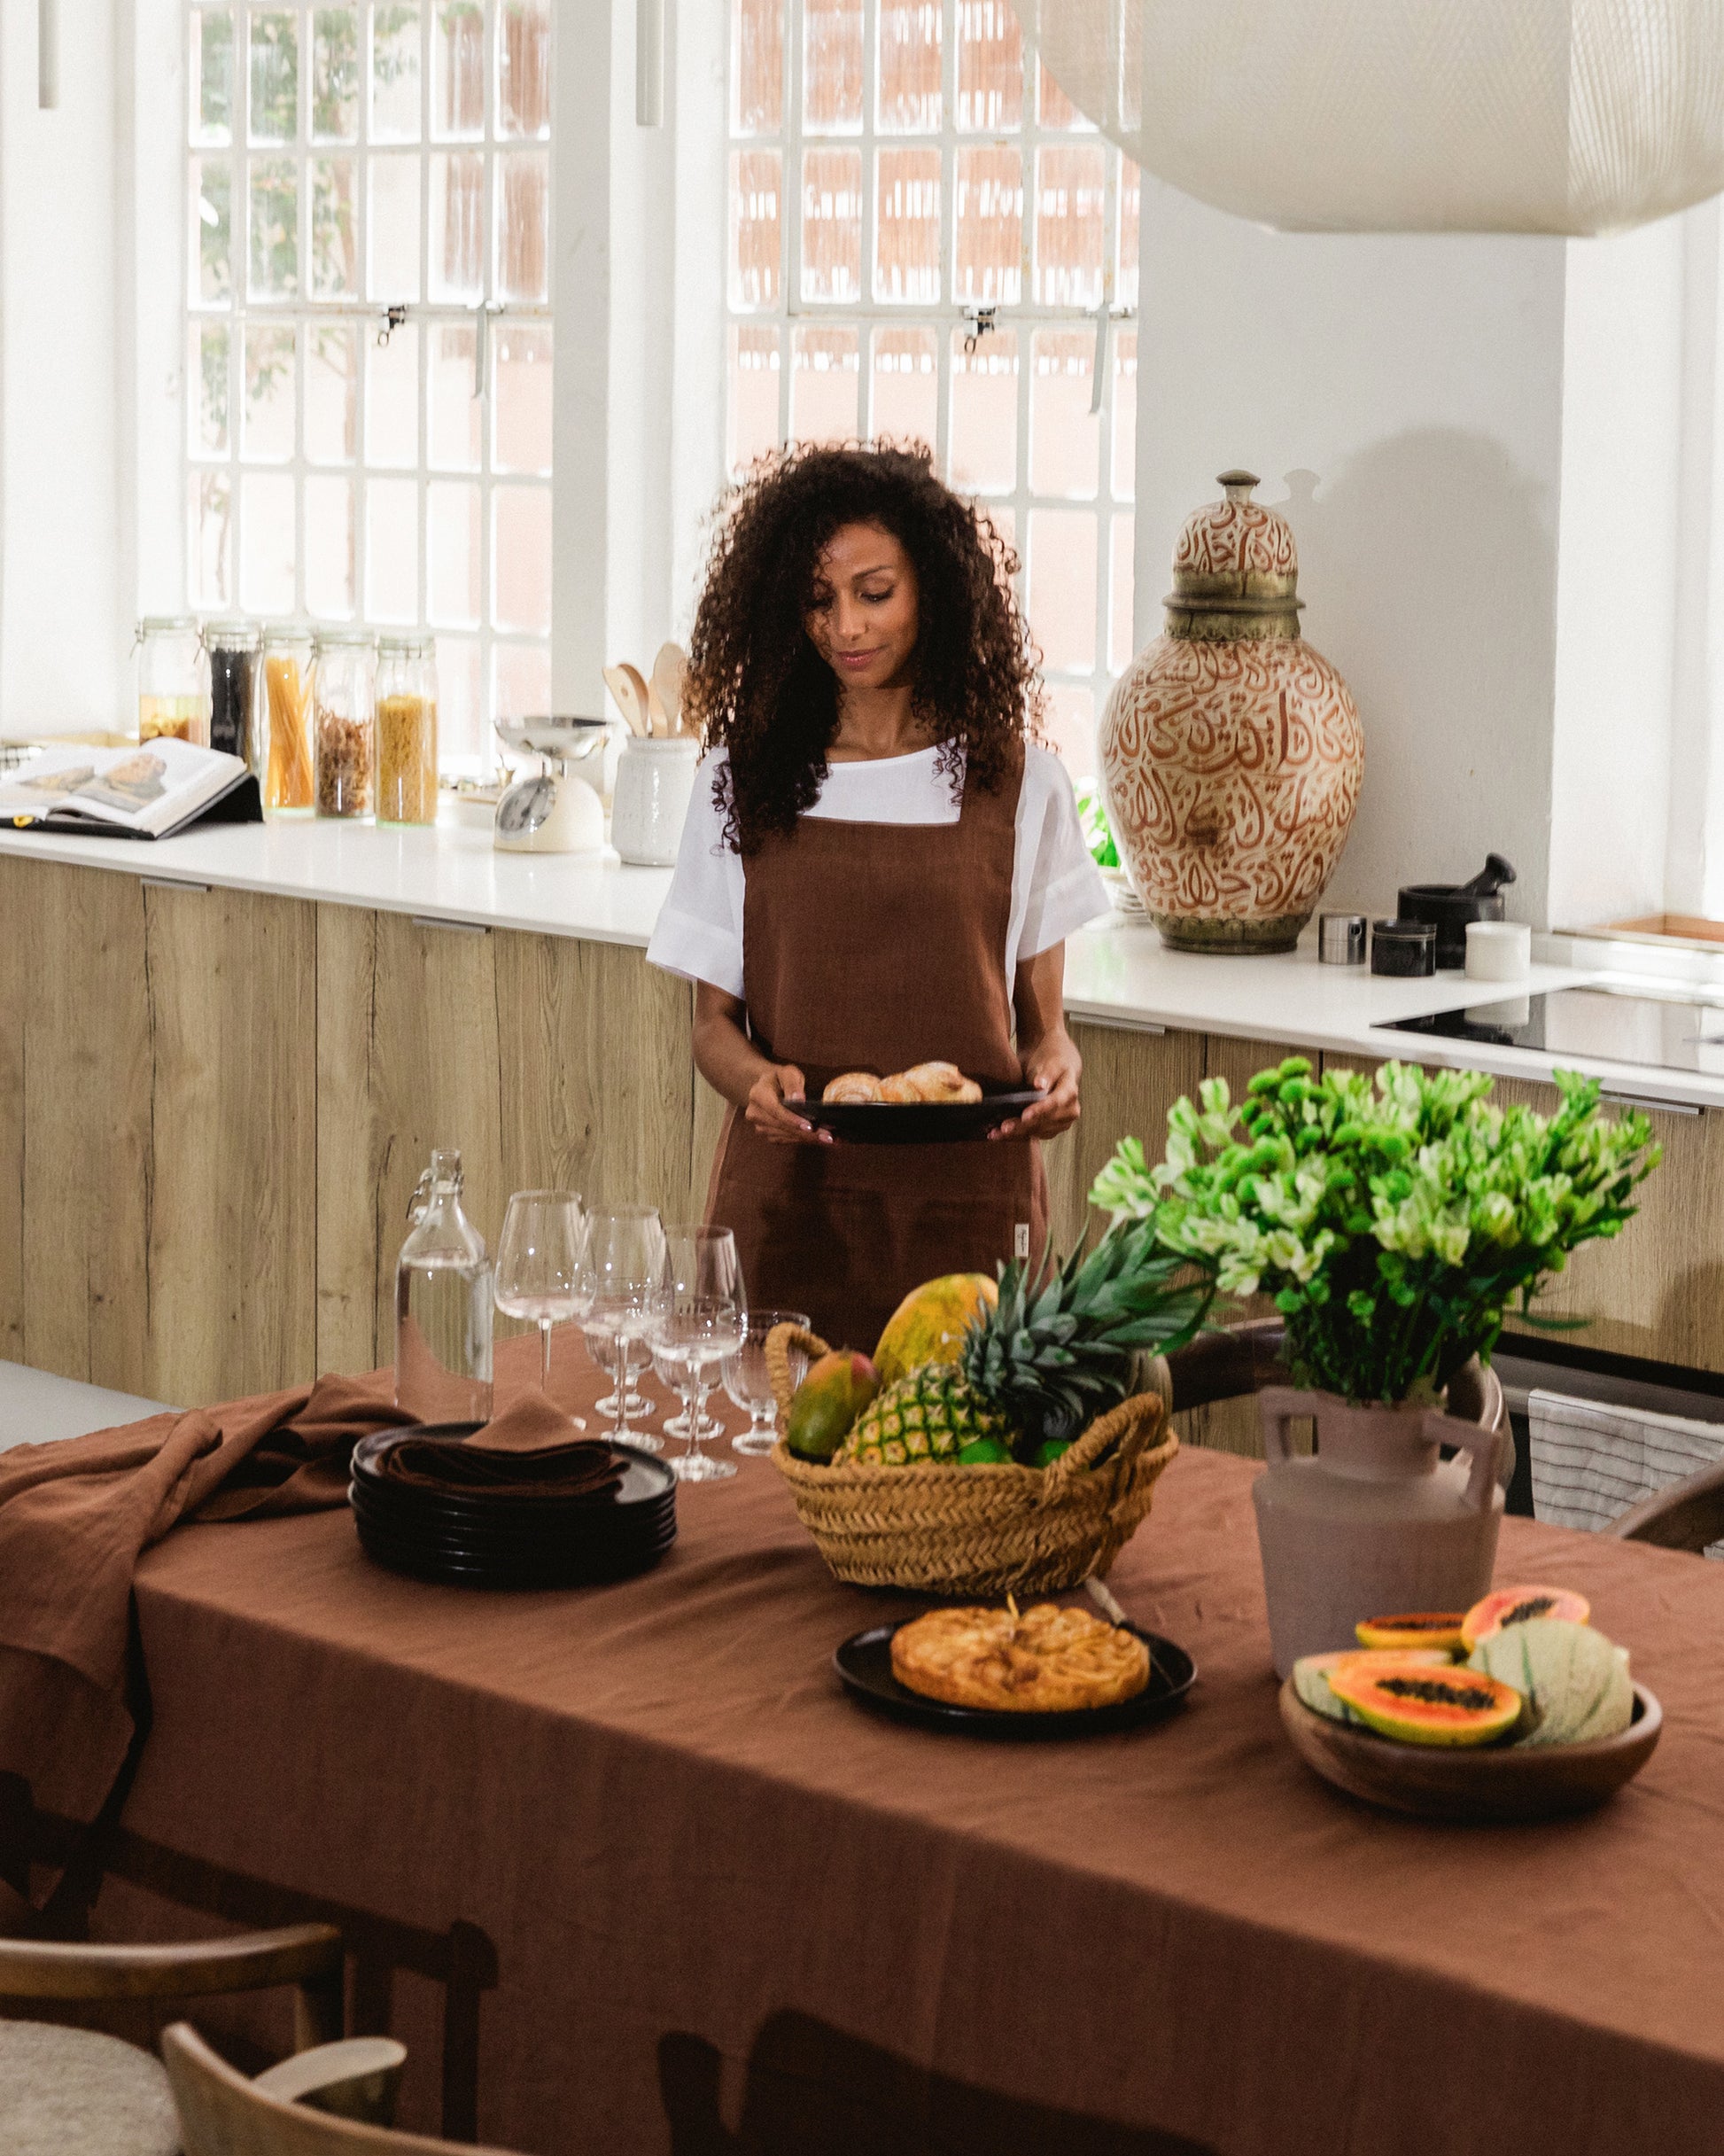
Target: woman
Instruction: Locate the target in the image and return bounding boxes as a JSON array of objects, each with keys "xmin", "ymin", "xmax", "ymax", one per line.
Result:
[{"xmin": 647, "ymin": 444, "xmax": 1107, "ymax": 1350}]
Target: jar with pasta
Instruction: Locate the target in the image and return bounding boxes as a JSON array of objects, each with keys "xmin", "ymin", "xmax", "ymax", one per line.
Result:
[
  {"xmin": 376, "ymin": 634, "xmax": 439, "ymax": 826},
  {"xmin": 134, "ymin": 617, "xmax": 209, "ymax": 745},
  {"xmin": 312, "ymin": 629, "xmax": 377, "ymax": 820},
  {"xmin": 260, "ymin": 624, "xmax": 315, "ymax": 813}
]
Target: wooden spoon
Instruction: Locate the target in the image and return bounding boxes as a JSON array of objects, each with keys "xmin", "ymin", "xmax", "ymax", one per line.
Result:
[
  {"xmin": 650, "ymin": 642, "xmax": 689, "ymax": 737},
  {"xmin": 602, "ymin": 662, "xmax": 652, "ymax": 739}
]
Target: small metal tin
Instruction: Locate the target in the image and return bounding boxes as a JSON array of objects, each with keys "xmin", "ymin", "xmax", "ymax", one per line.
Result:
[
  {"xmin": 1371, "ymin": 918, "xmax": 1437, "ymax": 978},
  {"xmin": 1318, "ymin": 913, "xmax": 1367, "ymax": 966}
]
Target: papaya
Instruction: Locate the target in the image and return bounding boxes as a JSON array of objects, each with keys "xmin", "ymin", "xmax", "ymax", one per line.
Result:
[
  {"xmin": 786, "ymin": 1350, "xmax": 879, "ymax": 1463},
  {"xmin": 1355, "ymin": 1612, "xmax": 1466, "ymax": 1654},
  {"xmin": 1467, "ymin": 1617, "xmax": 1634, "ymax": 1747},
  {"xmin": 874, "ymin": 1273, "xmax": 998, "ymax": 1388},
  {"xmin": 1324, "ymin": 1658, "xmax": 1523, "ymax": 1747},
  {"xmin": 1460, "ymin": 1584, "xmax": 1590, "ymax": 1653},
  {"xmin": 1293, "ymin": 1647, "xmax": 1454, "ymax": 1725}
]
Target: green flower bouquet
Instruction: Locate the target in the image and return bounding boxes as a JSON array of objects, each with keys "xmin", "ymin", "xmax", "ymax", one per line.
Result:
[{"xmin": 1091, "ymin": 1056, "xmax": 1662, "ymax": 1407}]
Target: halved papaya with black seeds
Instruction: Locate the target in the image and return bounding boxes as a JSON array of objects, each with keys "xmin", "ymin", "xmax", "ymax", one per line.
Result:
[
  {"xmin": 1460, "ymin": 1584, "xmax": 1590, "ymax": 1653},
  {"xmin": 1355, "ymin": 1611, "xmax": 1465, "ymax": 1654},
  {"xmin": 1324, "ymin": 1658, "xmax": 1523, "ymax": 1747}
]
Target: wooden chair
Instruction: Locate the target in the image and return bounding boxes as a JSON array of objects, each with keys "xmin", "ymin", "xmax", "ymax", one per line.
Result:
[
  {"xmin": 1609, "ymin": 1459, "xmax": 1724, "ymax": 1551},
  {"xmin": 162, "ymin": 2021, "xmax": 522, "ymax": 2154}
]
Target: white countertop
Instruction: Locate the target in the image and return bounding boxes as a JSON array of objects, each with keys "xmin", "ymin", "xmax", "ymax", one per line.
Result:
[{"xmin": 4, "ymin": 817, "xmax": 1721, "ymax": 1112}]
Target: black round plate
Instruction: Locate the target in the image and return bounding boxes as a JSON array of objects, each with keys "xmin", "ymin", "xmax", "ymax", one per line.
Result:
[
  {"xmin": 801, "ymin": 1088, "xmax": 1043, "ymax": 1145},
  {"xmin": 349, "ymin": 1485, "xmax": 676, "ymax": 1560},
  {"xmin": 834, "ymin": 1620, "xmax": 1195, "ymax": 1739},
  {"xmin": 351, "ymin": 1429, "xmax": 674, "ymax": 1507},
  {"xmin": 353, "ymin": 1515, "xmax": 674, "ymax": 1590}
]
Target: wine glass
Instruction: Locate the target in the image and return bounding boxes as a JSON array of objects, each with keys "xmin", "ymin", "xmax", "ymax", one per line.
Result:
[
  {"xmin": 493, "ymin": 1191, "xmax": 586, "ymax": 1398},
  {"xmin": 723, "ymin": 1309, "xmax": 811, "ymax": 1456},
  {"xmin": 579, "ymin": 1206, "xmax": 668, "ymax": 1448},
  {"xmin": 650, "ymin": 1226, "xmax": 746, "ymax": 1483}
]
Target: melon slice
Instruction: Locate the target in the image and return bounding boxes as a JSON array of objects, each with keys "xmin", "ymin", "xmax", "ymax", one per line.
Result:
[
  {"xmin": 1467, "ymin": 1617, "xmax": 1633, "ymax": 1747},
  {"xmin": 1460, "ymin": 1584, "xmax": 1590, "ymax": 1653},
  {"xmin": 1355, "ymin": 1612, "xmax": 1466, "ymax": 1654},
  {"xmin": 1324, "ymin": 1658, "xmax": 1523, "ymax": 1747},
  {"xmin": 1293, "ymin": 1647, "xmax": 1453, "ymax": 1725}
]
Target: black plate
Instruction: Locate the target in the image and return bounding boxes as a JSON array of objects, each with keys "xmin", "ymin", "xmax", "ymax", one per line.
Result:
[
  {"xmin": 352, "ymin": 1430, "xmax": 673, "ymax": 1504},
  {"xmin": 349, "ymin": 1485, "xmax": 676, "ymax": 1560},
  {"xmin": 834, "ymin": 1620, "xmax": 1195, "ymax": 1739},
  {"xmin": 801, "ymin": 1087, "xmax": 1043, "ymax": 1145},
  {"xmin": 353, "ymin": 1514, "xmax": 674, "ymax": 1589}
]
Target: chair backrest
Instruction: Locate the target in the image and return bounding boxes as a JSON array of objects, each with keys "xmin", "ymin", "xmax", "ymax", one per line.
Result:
[
  {"xmin": 161, "ymin": 2023, "xmax": 522, "ymax": 2156},
  {"xmin": 1609, "ymin": 1457, "xmax": 1724, "ymax": 1551}
]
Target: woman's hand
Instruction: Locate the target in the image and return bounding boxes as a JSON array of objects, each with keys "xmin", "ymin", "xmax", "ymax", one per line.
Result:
[
  {"xmin": 694, "ymin": 985, "xmax": 835, "ymax": 1147},
  {"xmin": 745, "ymin": 1062, "xmax": 834, "ymax": 1147},
  {"xmin": 990, "ymin": 1028, "xmax": 1082, "ymax": 1141}
]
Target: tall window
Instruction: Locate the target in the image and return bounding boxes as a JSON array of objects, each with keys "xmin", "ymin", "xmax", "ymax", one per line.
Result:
[
  {"xmin": 184, "ymin": 1, "xmax": 554, "ymax": 765},
  {"xmin": 726, "ymin": 0, "xmax": 1139, "ymax": 776}
]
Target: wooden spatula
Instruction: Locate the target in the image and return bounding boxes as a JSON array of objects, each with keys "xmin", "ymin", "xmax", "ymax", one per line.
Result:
[
  {"xmin": 603, "ymin": 662, "xmax": 652, "ymax": 738},
  {"xmin": 650, "ymin": 642, "xmax": 690, "ymax": 738}
]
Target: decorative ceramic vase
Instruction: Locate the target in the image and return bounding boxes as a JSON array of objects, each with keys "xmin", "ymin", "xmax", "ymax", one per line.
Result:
[
  {"xmin": 1098, "ymin": 471, "xmax": 1363, "ymax": 954},
  {"xmin": 1251, "ymin": 1386, "xmax": 1507, "ymax": 1677}
]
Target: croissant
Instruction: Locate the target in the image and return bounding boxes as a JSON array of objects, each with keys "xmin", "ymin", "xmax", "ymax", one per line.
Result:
[
  {"xmin": 897, "ymin": 1061, "xmax": 983, "ymax": 1104},
  {"xmin": 823, "ymin": 1071, "xmax": 883, "ymax": 1104},
  {"xmin": 877, "ymin": 1072, "xmax": 923, "ymax": 1103}
]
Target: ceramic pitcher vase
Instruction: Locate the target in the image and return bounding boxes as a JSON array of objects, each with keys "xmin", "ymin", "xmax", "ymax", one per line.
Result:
[
  {"xmin": 1251, "ymin": 1387, "xmax": 1506, "ymax": 1677},
  {"xmin": 1098, "ymin": 471, "xmax": 1363, "ymax": 953}
]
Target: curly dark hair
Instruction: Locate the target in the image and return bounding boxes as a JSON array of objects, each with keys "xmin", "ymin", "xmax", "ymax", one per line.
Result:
[{"xmin": 685, "ymin": 442, "xmax": 1042, "ymax": 853}]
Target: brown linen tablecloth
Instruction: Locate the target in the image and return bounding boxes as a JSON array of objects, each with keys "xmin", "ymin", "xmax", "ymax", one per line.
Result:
[{"xmin": 49, "ymin": 1334, "xmax": 1724, "ymax": 2156}]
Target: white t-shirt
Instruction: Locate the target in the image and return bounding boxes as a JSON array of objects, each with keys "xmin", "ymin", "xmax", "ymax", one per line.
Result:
[{"xmin": 646, "ymin": 743, "xmax": 1108, "ymax": 999}]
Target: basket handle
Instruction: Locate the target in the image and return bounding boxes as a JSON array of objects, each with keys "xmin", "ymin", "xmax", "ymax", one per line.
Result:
[
  {"xmin": 1040, "ymin": 1389, "xmax": 1168, "ymax": 1497},
  {"xmin": 765, "ymin": 1321, "xmax": 829, "ymax": 1420}
]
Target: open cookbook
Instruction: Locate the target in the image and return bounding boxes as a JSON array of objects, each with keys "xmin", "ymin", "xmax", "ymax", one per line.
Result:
[{"xmin": 0, "ymin": 740, "xmax": 260, "ymax": 839}]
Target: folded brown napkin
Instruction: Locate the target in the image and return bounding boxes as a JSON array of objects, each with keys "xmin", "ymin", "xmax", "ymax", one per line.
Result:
[{"xmin": 372, "ymin": 1389, "xmax": 625, "ymax": 1500}]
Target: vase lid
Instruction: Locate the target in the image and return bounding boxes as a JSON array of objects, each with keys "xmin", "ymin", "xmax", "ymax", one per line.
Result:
[{"xmin": 1165, "ymin": 471, "xmax": 1302, "ymax": 640}]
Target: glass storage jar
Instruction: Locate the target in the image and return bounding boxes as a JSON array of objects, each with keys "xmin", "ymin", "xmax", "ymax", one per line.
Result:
[
  {"xmin": 204, "ymin": 617, "xmax": 261, "ymax": 766},
  {"xmin": 376, "ymin": 634, "xmax": 439, "ymax": 826},
  {"xmin": 394, "ymin": 1148, "xmax": 493, "ymax": 1421},
  {"xmin": 134, "ymin": 617, "xmax": 209, "ymax": 745},
  {"xmin": 259, "ymin": 623, "xmax": 315, "ymax": 813},
  {"xmin": 312, "ymin": 628, "xmax": 377, "ymax": 819}
]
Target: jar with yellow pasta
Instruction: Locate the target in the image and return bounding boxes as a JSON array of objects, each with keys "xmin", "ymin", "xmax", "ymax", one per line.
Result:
[{"xmin": 376, "ymin": 634, "xmax": 439, "ymax": 827}]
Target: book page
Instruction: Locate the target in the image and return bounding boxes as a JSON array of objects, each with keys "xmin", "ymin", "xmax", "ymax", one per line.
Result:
[{"xmin": 0, "ymin": 739, "xmax": 245, "ymax": 835}]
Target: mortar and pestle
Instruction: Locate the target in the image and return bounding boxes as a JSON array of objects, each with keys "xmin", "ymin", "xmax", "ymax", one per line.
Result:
[{"xmin": 1397, "ymin": 854, "xmax": 1518, "ymax": 969}]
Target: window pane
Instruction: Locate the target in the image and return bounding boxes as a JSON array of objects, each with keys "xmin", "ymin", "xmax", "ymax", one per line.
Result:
[
  {"xmin": 789, "ymin": 324, "xmax": 858, "ymax": 446},
  {"xmin": 1028, "ymin": 507, "xmax": 1096, "ymax": 673},
  {"xmin": 306, "ymin": 324, "xmax": 359, "ymax": 463},
  {"xmin": 1112, "ymin": 329, "xmax": 1136, "ymax": 501},
  {"xmin": 366, "ymin": 323, "xmax": 420, "ymax": 466},
  {"xmin": 953, "ymin": 145, "xmax": 1021, "ymax": 306},
  {"xmin": 368, "ymin": 153, "xmax": 422, "ymax": 299},
  {"xmin": 367, "ymin": 475, "xmax": 420, "ymax": 621},
  {"xmin": 498, "ymin": 0, "xmax": 551, "ymax": 138},
  {"xmin": 248, "ymin": 159, "xmax": 298, "ymax": 297},
  {"xmin": 370, "ymin": 2, "xmax": 422, "ymax": 142},
  {"xmin": 493, "ymin": 641, "xmax": 550, "ymax": 722},
  {"xmin": 496, "ymin": 151, "xmax": 548, "ymax": 302},
  {"xmin": 429, "ymin": 323, "xmax": 481, "ymax": 470},
  {"xmin": 310, "ymin": 157, "xmax": 358, "ymax": 297},
  {"xmin": 1116, "ymin": 157, "xmax": 1140, "ymax": 311},
  {"xmin": 731, "ymin": 0, "xmax": 783, "ymax": 136},
  {"xmin": 433, "ymin": 0, "xmax": 485, "ymax": 137},
  {"xmin": 1029, "ymin": 327, "xmax": 1097, "ymax": 499},
  {"xmin": 192, "ymin": 323, "xmax": 231, "ymax": 455},
  {"xmin": 190, "ymin": 470, "xmax": 234, "ymax": 608},
  {"xmin": 1110, "ymin": 511, "xmax": 1135, "ymax": 673},
  {"xmin": 243, "ymin": 323, "xmax": 298, "ymax": 460},
  {"xmin": 1037, "ymin": 60, "xmax": 1091, "ymax": 130},
  {"xmin": 429, "ymin": 152, "xmax": 484, "ymax": 300},
  {"xmin": 305, "ymin": 473, "xmax": 355, "ymax": 614},
  {"xmin": 191, "ymin": 159, "xmax": 232, "ymax": 302},
  {"xmin": 1041, "ymin": 682, "xmax": 1095, "ymax": 780},
  {"xmin": 1034, "ymin": 144, "xmax": 1106, "ymax": 307},
  {"xmin": 877, "ymin": 1, "xmax": 940, "ymax": 132},
  {"xmin": 493, "ymin": 323, "xmax": 552, "ymax": 475},
  {"xmin": 803, "ymin": 0, "xmax": 861, "ymax": 133},
  {"xmin": 869, "ymin": 325, "xmax": 936, "ymax": 448},
  {"xmin": 311, "ymin": 9, "xmax": 360, "ymax": 140},
  {"xmin": 956, "ymin": 0, "xmax": 1020, "ymax": 131},
  {"xmin": 727, "ymin": 323, "xmax": 780, "ymax": 477},
  {"xmin": 492, "ymin": 486, "xmax": 551, "ymax": 633},
  {"xmin": 949, "ymin": 327, "xmax": 1015, "ymax": 494},
  {"xmin": 428, "ymin": 479, "xmax": 481, "ymax": 627},
  {"xmin": 437, "ymin": 634, "xmax": 482, "ymax": 759},
  {"xmin": 874, "ymin": 148, "xmax": 939, "ymax": 304},
  {"xmin": 800, "ymin": 146, "xmax": 860, "ymax": 303},
  {"xmin": 241, "ymin": 471, "xmax": 297, "ymax": 610},
  {"xmin": 249, "ymin": 11, "xmax": 299, "ymax": 142},
  {"xmin": 728, "ymin": 149, "xmax": 781, "ymax": 311},
  {"xmin": 192, "ymin": 8, "xmax": 235, "ymax": 144}
]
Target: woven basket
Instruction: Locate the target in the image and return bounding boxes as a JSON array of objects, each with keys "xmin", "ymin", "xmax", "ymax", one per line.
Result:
[{"xmin": 765, "ymin": 1323, "xmax": 1178, "ymax": 1596}]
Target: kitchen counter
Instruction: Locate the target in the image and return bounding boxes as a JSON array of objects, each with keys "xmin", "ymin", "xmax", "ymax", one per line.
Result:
[{"xmin": 5, "ymin": 816, "xmax": 1720, "ymax": 1110}]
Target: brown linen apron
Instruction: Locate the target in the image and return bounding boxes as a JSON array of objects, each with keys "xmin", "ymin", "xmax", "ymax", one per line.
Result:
[{"xmin": 706, "ymin": 756, "xmax": 1048, "ymax": 1351}]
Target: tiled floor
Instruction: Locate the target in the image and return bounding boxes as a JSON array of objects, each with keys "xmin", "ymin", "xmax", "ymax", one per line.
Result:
[{"xmin": 0, "ymin": 1360, "xmax": 173, "ymax": 1449}]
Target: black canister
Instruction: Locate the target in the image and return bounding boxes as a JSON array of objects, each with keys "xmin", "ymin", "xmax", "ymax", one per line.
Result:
[
  {"xmin": 1371, "ymin": 918, "xmax": 1436, "ymax": 977},
  {"xmin": 205, "ymin": 618, "xmax": 261, "ymax": 766},
  {"xmin": 1397, "ymin": 853, "xmax": 1517, "ymax": 969}
]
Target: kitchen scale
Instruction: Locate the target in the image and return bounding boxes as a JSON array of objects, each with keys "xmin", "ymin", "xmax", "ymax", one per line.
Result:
[
  {"xmin": 1385, "ymin": 982, "xmax": 1724, "ymax": 1078},
  {"xmin": 493, "ymin": 717, "xmax": 610, "ymax": 853}
]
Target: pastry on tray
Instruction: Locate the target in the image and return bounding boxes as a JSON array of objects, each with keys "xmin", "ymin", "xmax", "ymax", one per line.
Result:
[
  {"xmin": 823, "ymin": 1071, "xmax": 885, "ymax": 1104},
  {"xmin": 821, "ymin": 1062, "xmax": 984, "ymax": 1106},
  {"xmin": 890, "ymin": 1599, "xmax": 1150, "ymax": 1713}
]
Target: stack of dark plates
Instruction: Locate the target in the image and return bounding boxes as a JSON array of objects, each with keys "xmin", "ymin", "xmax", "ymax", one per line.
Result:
[{"xmin": 350, "ymin": 1423, "xmax": 676, "ymax": 1588}]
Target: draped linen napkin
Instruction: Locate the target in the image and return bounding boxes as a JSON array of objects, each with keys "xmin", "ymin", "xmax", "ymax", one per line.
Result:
[{"xmin": 369, "ymin": 1390, "xmax": 625, "ymax": 1500}]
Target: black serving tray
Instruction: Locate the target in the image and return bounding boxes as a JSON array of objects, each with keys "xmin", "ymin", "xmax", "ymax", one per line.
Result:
[{"xmin": 800, "ymin": 1086, "xmax": 1043, "ymax": 1145}]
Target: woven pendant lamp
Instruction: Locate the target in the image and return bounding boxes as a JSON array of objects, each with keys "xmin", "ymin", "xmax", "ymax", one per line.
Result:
[{"xmin": 1011, "ymin": 0, "xmax": 1724, "ymax": 237}]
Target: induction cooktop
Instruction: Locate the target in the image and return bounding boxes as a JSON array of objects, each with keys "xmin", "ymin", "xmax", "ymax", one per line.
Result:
[{"xmin": 1383, "ymin": 984, "xmax": 1724, "ymax": 1078}]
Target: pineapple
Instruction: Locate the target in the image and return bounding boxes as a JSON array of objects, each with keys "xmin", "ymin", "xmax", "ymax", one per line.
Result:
[{"xmin": 842, "ymin": 1219, "xmax": 1212, "ymax": 1467}]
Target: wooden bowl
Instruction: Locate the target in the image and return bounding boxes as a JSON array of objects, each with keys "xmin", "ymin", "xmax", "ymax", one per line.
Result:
[{"xmin": 1277, "ymin": 1677, "xmax": 1662, "ymax": 1824}]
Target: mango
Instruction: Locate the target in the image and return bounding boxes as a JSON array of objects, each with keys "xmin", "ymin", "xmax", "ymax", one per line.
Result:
[
  {"xmin": 874, "ymin": 1273, "xmax": 998, "ymax": 1388},
  {"xmin": 786, "ymin": 1350, "xmax": 879, "ymax": 1462}
]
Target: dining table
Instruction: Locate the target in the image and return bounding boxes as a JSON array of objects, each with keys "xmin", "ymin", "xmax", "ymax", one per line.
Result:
[{"xmin": 34, "ymin": 1330, "xmax": 1724, "ymax": 2156}]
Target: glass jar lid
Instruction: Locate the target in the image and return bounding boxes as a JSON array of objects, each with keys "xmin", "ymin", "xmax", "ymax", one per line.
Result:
[
  {"xmin": 136, "ymin": 614, "xmax": 198, "ymax": 635},
  {"xmin": 204, "ymin": 616, "xmax": 262, "ymax": 650},
  {"xmin": 313, "ymin": 627, "xmax": 377, "ymax": 651},
  {"xmin": 261, "ymin": 617, "xmax": 315, "ymax": 645}
]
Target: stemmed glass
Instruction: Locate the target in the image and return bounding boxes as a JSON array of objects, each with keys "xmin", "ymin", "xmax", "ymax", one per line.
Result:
[
  {"xmin": 723, "ymin": 1309, "xmax": 811, "ymax": 1456},
  {"xmin": 493, "ymin": 1191, "xmax": 586, "ymax": 1399},
  {"xmin": 579, "ymin": 1206, "xmax": 668, "ymax": 1449},
  {"xmin": 649, "ymin": 1226, "xmax": 746, "ymax": 1483}
]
